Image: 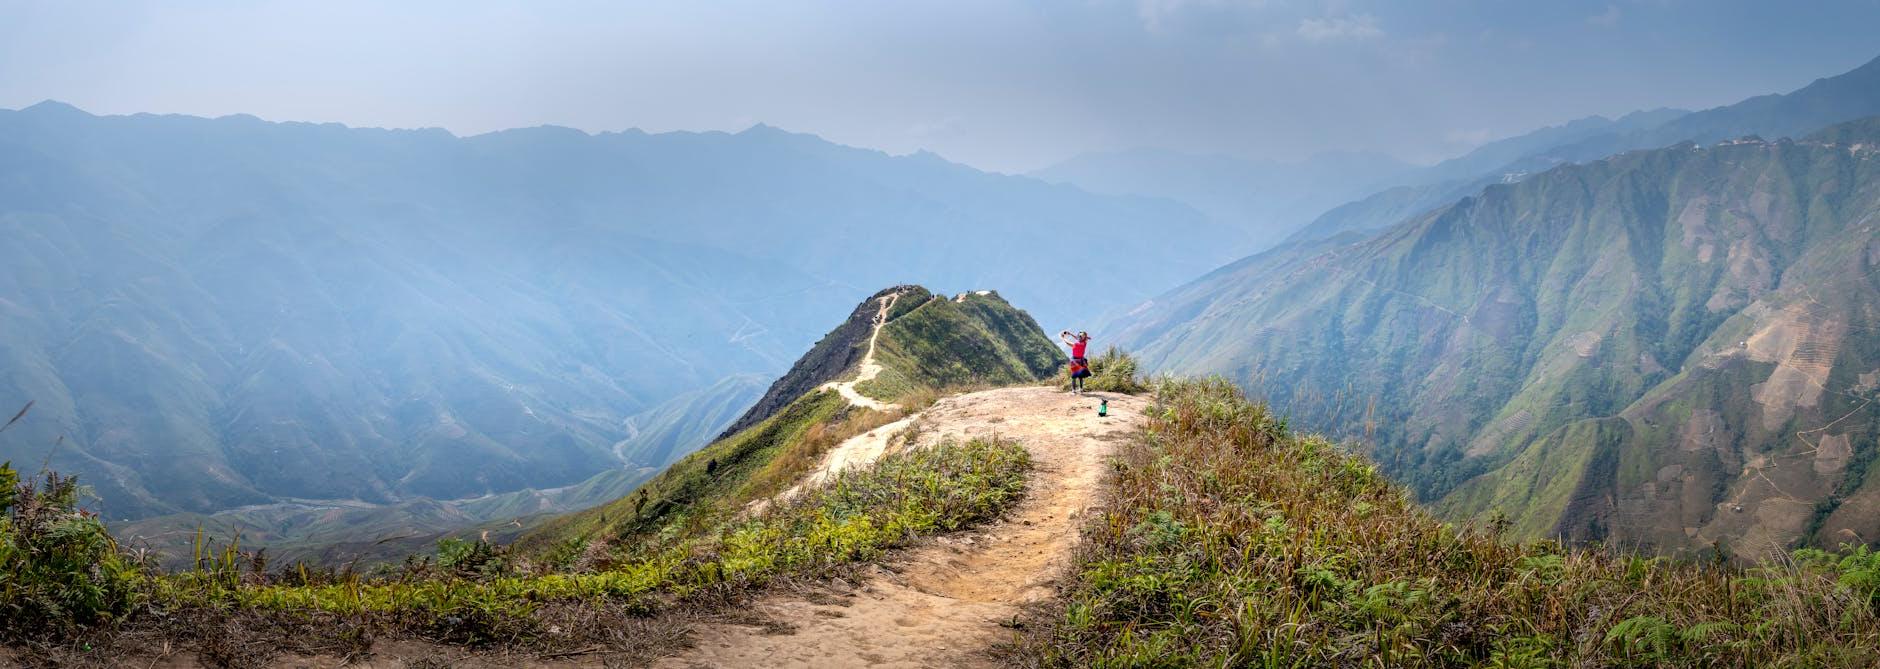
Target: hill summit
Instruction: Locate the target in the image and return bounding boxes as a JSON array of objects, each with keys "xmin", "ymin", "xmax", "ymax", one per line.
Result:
[{"xmin": 519, "ymin": 285, "xmax": 1061, "ymax": 558}]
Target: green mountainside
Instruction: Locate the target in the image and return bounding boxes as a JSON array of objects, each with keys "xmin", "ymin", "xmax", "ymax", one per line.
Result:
[
  {"xmin": 518, "ymin": 286, "xmax": 1058, "ymax": 560},
  {"xmin": 1116, "ymin": 117, "xmax": 1880, "ymax": 558},
  {"xmin": 855, "ymin": 289, "xmax": 1062, "ymax": 401}
]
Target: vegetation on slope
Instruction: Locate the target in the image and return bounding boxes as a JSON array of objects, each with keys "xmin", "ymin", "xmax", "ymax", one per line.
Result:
[
  {"xmin": 526, "ymin": 285, "xmax": 1057, "ymax": 564},
  {"xmin": 855, "ymin": 289, "xmax": 1062, "ymax": 402},
  {"xmin": 1011, "ymin": 378, "xmax": 1880, "ymax": 667},
  {"xmin": 1115, "ymin": 117, "xmax": 1880, "ymax": 556},
  {"xmin": 518, "ymin": 389, "xmax": 855, "ymax": 561},
  {"xmin": 2, "ymin": 439, "xmax": 1031, "ymax": 664}
]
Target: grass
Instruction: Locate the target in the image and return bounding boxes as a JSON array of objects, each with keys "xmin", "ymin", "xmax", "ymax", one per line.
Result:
[
  {"xmin": 3, "ymin": 438, "xmax": 1032, "ymax": 664},
  {"xmin": 1008, "ymin": 377, "xmax": 1880, "ymax": 668},
  {"xmin": 516, "ymin": 390, "xmax": 851, "ymax": 560}
]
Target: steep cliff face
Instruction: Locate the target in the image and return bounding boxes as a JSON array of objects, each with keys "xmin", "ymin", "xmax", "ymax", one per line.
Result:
[{"xmin": 1117, "ymin": 118, "xmax": 1880, "ymax": 558}]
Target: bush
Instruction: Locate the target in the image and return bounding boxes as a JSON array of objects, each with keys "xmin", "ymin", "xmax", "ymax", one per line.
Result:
[
  {"xmin": 1058, "ymin": 346, "xmax": 1148, "ymax": 394},
  {"xmin": 0, "ymin": 463, "xmax": 144, "ymax": 638}
]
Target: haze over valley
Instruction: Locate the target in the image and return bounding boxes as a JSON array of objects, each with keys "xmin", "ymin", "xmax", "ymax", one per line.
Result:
[{"xmin": 6, "ymin": 2, "xmax": 1880, "ymax": 665}]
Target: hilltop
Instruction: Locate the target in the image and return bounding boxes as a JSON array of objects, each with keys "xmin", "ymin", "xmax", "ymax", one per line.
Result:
[{"xmin": 517, "ymin": 285, "xmax": 1061, "ymax": 560}]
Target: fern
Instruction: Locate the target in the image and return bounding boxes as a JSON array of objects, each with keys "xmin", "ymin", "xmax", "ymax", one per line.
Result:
[{"xmin": 1605, "ymin": 615, "xmax": 1680, "ymax": 659}]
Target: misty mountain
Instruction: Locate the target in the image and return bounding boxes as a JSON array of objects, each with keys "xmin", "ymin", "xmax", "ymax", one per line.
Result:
[
  {"xmin": 1282, "ymin": 110, "xmax": 1691, "ymax": 245},
  {"xmin": 0, "ymin": 103, "xmax": 1227, "ymax": 524},
  {"xmin": 1113, "ymin": 117, "xmax": 1880, "ymax": 558},
  {"xmin": 1286, "ymin": 54, "xmax": 1880, "ymax": 245},
  {"xmin": 1030, "ymin": 149, "xmax": 1416, "ymax": 253}
]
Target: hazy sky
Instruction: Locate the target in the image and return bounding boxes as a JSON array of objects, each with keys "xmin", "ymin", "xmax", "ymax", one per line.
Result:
[{"xmin": 3, "ymin": 1, "xmax": 1878, "ymax": 172}]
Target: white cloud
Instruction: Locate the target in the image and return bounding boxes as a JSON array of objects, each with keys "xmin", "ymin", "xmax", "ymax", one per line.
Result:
[
  {"xmin": 1587, "ymin": 5, "xmax": 1622, "ymax": 27},
  {"xmin": 1296, "ymin": 13, "xmax": 1382, "ymax": 43}
]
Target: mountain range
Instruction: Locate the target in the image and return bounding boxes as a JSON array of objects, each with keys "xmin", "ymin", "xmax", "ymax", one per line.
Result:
[
  {"xmin": 1030, "ymin": 149, "xmax": 1416, "ymax": 255},
  {"xmin": 1112, "ymin": 55, "xmax": 1880, "ymax": 558},
  {"xmin": 8, "ymin": 53, "xmax": 1880, "ymax": 566},
  {"xmin": 0, "ymin": 103, "xmax": 1228, "ymax": 533},
  {"xmin": 1286, "ymin": 54, "xmax": 1880, "ymax": 246}
]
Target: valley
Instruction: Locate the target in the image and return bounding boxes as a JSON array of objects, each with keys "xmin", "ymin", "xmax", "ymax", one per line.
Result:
[{"xmin": 8, "ymin": 10, "xmax": 1880, "ymax": 665}]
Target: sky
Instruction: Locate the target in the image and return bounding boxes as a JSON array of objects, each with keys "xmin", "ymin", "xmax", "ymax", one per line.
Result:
[{"xmin": 2, "ymin": 1, "xmax": 1878, "ymax": 173}]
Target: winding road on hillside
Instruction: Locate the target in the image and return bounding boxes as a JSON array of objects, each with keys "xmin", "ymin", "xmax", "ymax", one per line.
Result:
[{"xmin": 655, "ymin": 386, "xmax": 1148, "ymax": 668}]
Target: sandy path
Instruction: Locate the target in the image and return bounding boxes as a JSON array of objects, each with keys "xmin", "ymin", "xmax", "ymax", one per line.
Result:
[
  {"xmin": 821, "ymin": 294, "xmax": 900, "ymax": 412},
  {"xmin": 654, "ymin": 386, "xmax": 1148, "ymax": 669}
]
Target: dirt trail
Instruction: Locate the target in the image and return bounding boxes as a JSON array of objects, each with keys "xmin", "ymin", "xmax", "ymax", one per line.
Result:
[
  {"xmin": 110, "ymin": 387, "xmax": 1139, "ymax": 669},
  {"xmin": 655, "ymin": 386, "xmax": 1147, "ymax": 669},
  {"xmin": 821, "ymin": 294, "xmax": 900, "ymax": 412}
]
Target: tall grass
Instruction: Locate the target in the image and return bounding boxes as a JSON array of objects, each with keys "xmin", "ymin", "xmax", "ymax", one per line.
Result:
[
  {"xmin": 1010, "ymin": 377, "xmax": 1880, "ymax": 668},
  {"xmin": 1058, "ymin": 346, "xmax": 1149, "ymax": 394}
]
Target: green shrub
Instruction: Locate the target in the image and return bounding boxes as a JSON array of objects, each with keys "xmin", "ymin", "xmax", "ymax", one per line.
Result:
[
  {"xmin": 435, "ymin": 538, "xmax": 513, "ymax": 579},
  {"xmin": 1059, "ymin": 346, "xmax": 1148, "ymax": 394},
  {"xmin": 0, "ymin": 465, "xmax": 144, "ymax": 638},
  {"xmin": 1797, "ymin": 545, "xmax": 1880, "ymax": 608}
]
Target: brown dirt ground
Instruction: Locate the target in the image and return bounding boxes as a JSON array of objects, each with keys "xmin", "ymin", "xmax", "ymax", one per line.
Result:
[{"xmin": 653, "ymin": 386, "xmax": 1146, "ymax": 669}]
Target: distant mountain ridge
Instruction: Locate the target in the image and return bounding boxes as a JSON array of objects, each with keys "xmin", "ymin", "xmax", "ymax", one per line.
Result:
[
  {"xmin": 1115, "ymin": 116, "xmax": 1880, "ymax": 558},
  {"xmin": 1285, "ymin": 54, "xmax": 1880, "ymax": 245},
  {"xmin": 1031, "ymin": 149, "xmax": 1416, "ymax": 253},
  {"xmin": 0, "ymin": 103, "xmax": 1223, "ymax": 527}
]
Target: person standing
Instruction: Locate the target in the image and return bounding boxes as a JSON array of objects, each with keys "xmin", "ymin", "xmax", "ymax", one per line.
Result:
[{"xmin": 1060, "ymin": 330, "xmax": 1091, "ymax": 394}]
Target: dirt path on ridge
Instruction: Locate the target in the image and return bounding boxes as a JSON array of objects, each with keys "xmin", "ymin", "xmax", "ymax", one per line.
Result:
[
  {"xmin": 80, "ymin": 387, "xmax": 1142, "ymax": 669},
  {"xmin": 820, "ymin": 294, "xmax": 900, "ymax": 412},
  {"xmin": 653, "ymin": 386, "xmax": 1148, "ymax": 668}
]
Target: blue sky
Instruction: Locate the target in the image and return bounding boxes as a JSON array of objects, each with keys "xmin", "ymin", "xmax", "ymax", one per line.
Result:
[{"xmin": 2, "ymin": 1, "xmax": 1877, "ymax": 172}]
